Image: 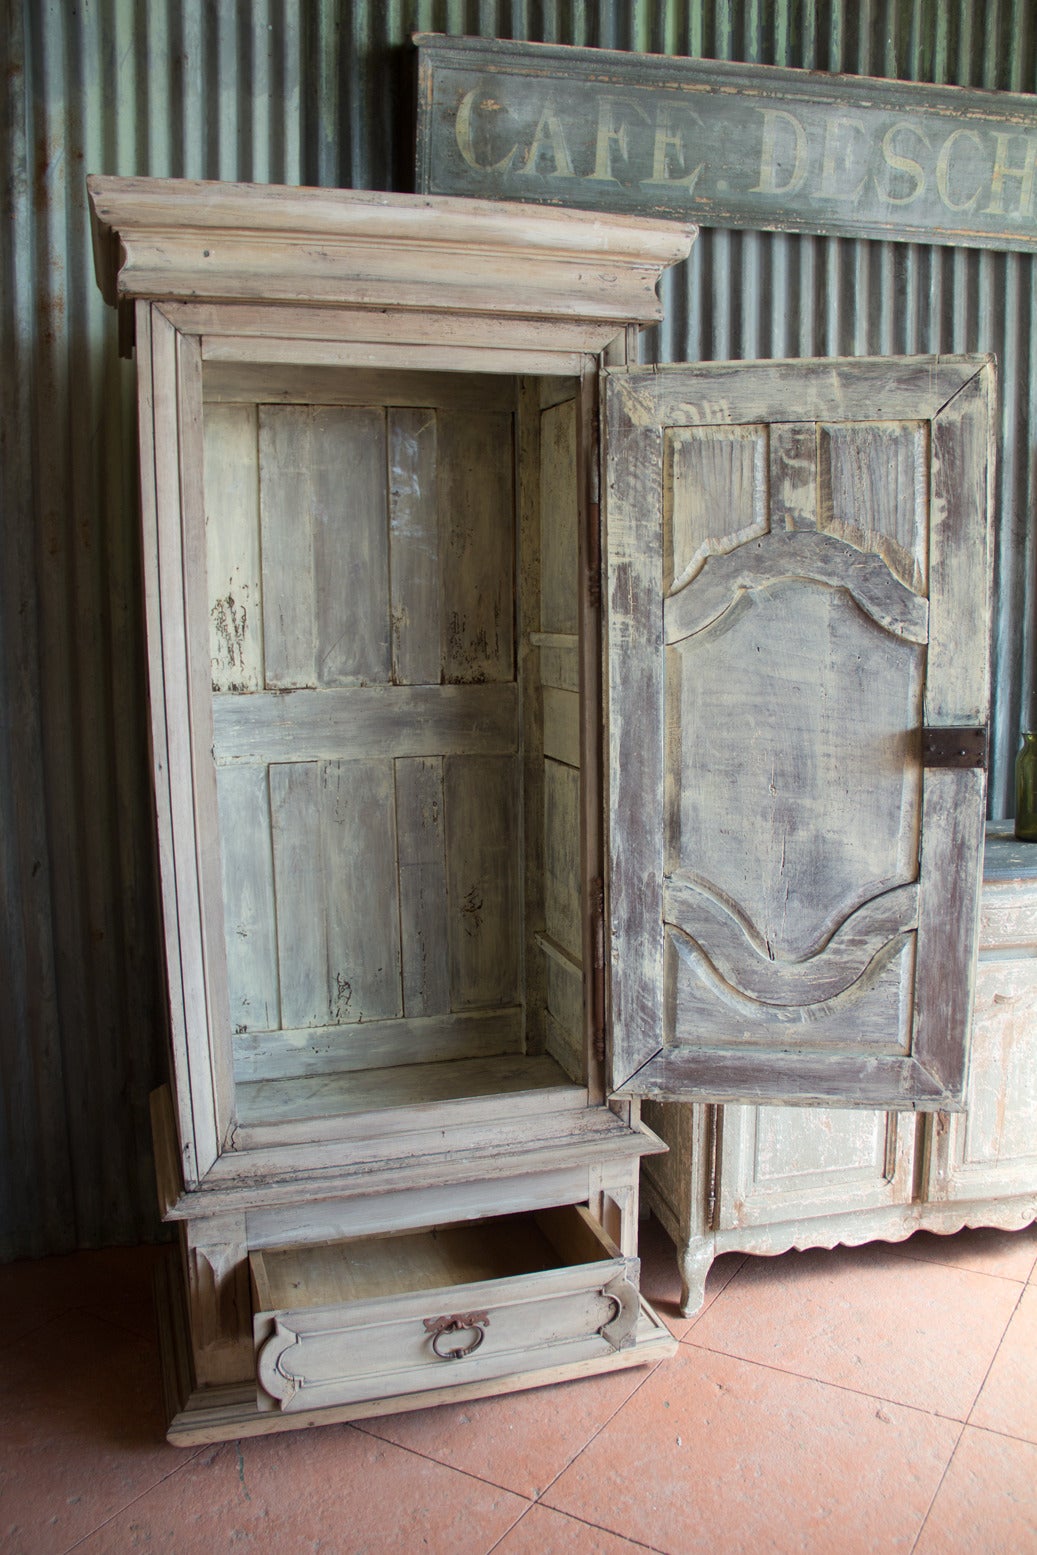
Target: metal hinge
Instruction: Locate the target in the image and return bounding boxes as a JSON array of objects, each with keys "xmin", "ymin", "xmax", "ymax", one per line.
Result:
[
  {"xmin": 921, "ymin": 726, "xmax": 988, "ymax": 769},
  {"xmin": 591, "ymin": 875, "xmax": 606, "ymax": 1064}
]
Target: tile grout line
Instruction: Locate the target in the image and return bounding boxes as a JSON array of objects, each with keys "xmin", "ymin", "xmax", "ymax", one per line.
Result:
[
  {"xmin": 674, "ymin": 1334, "xmax": 988, "ymax": 1425},
  {"xmin": 56, "ymin": 1443, "xmax": 212, "ymax": 1555},
  {"xmin": 352, "ymin": 1354, "xmax": 671, "ymax": 1505},
  {"xmin": 907, "ymin": 1418, "xmax": 968, "ymax": 1555},
  {"xmin": 483, "ymin": 1494, "xmax": 670, "ymax": 1555},
  {"xmin": 958, "ymin": 1274, "xmax": 1033, "ymax": 1431},
  {"xmin": 883, "ymin": 1246, "xmax": 1037, "ymax": 1283}
]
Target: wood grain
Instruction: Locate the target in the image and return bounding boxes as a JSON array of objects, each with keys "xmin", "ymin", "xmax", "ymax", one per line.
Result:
[
  {"xmin": 389, "ymin": 408, "xmax": 441, "ymax": 686},
  {"xmin": 395, "ymin": 756, "xmax": 451, "ymax": 1019},
  {"xmin": 439, "ymin": 410, "xmax": 515, "ymax": 685},
  {"xmin": 269, "ymin": 762, "xmax": 326, "ymax": 1031},
  {"xmin": 204, "ymin": 404, "xmax": 263, "ymax": 692},
  {"xmin": 217, "ymin": 764, "xmax": 279, "ymax": 1034},
  {"xmin": 212, "ymin": 684, "xmax": 519, "ymax": 764},
  {"xmin": 321, "ymin": 758, "xmax": 402, "ymax": 1025},
  {"xmin": 445, "ymin": 755, "xmax": 521, "ymax": 1010}
]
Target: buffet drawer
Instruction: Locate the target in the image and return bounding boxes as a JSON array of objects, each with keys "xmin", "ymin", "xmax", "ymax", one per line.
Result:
[{"xmin": 251, "ymin": 1205, "xmax": 640, "ymax": 1414}]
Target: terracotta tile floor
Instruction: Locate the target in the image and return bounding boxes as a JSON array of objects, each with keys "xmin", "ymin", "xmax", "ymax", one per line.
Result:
[{"xmin": 1, "ymin": 1217, "xmax": 1034, "ymax": 1555}]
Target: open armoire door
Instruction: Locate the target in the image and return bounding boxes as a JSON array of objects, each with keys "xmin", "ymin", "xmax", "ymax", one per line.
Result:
[{"xmin": 604, "ymin": 357, "xmax": 993, "ymax": 1113}]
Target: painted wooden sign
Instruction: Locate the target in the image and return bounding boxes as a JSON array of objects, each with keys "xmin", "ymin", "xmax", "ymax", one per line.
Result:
[{"xmin": 415, "ymin": 34, "xmax": 1037, "ymax": 253}]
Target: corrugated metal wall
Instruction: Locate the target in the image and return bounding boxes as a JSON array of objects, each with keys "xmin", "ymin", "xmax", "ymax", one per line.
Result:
[{"xmin": 2, "ymin": 0, "xmax": 1034, "ymax": 1259}]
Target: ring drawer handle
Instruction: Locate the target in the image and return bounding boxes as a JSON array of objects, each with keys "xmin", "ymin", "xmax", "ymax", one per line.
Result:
[{"xmin": 424, "ymin": 1311, "xmax": 490, "ymax": 1360}]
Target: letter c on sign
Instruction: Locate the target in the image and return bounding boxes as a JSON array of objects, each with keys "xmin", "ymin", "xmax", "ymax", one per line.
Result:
[{"xmin": 456, "ymin": 87, "xmax": 518, "ymax": 174}]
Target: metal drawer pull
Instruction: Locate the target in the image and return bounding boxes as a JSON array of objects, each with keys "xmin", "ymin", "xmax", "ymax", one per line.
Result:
[{"xmin": 424, "ymin": 1311, "xmax": 490, "ymax": 1360}]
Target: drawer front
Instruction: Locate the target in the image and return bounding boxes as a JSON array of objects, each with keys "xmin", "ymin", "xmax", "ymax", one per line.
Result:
[{"xmin": 255, "ymin": 1257, "xmax": 639, "ymax": 1413}]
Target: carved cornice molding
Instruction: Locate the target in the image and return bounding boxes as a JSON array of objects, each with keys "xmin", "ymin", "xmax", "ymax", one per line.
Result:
[{"xmin": 88, "ymin": 176, "xmax": 696, "ymax": 329}]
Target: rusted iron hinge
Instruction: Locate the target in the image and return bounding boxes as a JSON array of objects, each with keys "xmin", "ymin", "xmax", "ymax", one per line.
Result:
[
  {"xmin": 921, "ymin": 726, "xmax": 988, "ymax": 769},
  {"xmin": 591, "ymin": 875, "xmax": 606, "ymax": 1064}
]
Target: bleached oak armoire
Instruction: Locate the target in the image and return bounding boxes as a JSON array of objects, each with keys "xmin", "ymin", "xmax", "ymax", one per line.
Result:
[{"xmin": 88, "ymin": 175, "xmax": 994, "ymax": 1444}]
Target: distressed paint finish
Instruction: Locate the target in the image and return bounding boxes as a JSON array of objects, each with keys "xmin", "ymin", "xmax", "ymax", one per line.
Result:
[{"xmin": 417, "ymin": 35, "xmax": 1037, "ymax": 252}]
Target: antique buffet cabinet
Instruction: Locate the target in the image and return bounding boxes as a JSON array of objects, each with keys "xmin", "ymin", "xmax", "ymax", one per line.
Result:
[{"xmin": 88, "ymin": 175, "xmax": 994, "ymax": 1443}]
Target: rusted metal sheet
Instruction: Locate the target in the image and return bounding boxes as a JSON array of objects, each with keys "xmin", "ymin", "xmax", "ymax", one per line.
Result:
[
  {"xmin": 416, "ymin": 35, "xmax": 1037, "ymax": 252},
  {"xmin": 1, "ymin": 0, "xmax": 1035, "ymax": 1261}
]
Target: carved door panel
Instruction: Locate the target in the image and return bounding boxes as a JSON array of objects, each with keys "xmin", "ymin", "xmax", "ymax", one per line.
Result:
[
  {"xmin": 714, "ymin": 1104, "xmax": 915, "ymax": 1231},
  {"xmin": 605, "ymin": 357, "xmax": 993, "ymax": 1110}
]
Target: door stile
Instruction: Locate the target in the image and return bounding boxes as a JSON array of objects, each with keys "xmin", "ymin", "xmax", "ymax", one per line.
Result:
[
  {"xmin": 148, "ymin": 306, "xmax": 235, "ymax": 1177},
  {"xmin": 136, "ymin": 300, "xmax": 205, "ymax": 1184},
  {"xmin": 912, "ymin": 363, "xmax": 995, "ymax": 1100},
  {"xmin": 603, "ymin": 378, "xmax": 666, "ymax": 1092},
  {"xmin": 578, "ymin": 358, "xmax": 607, "ymax": 1104}
]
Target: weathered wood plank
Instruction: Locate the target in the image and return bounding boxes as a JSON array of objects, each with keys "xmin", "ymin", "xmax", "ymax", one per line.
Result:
[
  {"xmin": 533, "ymin": 635, "xmax": 579, "ymax": 693},
  {"xmin": 927, "ymin": 364, "xmax": 994, "ymax": 724},
  {"xmin": 258, "ymin": 407, "xmax": 316, "ymax": 687},
  {"xmin": 614, "ymin": 1049, "xmax": 952, "ymax": 1108},
  {"xmin": 204, "ymin": 404, "xmax": 263, "ymax": 692},
  {"xmin": 313, "ymin": 408, "xmax": 390, "ymax": 687},
  {"xmin": 395, "ymin": 756, "xmax": 450, "ymax": 1019},
  {"xmin": 238, "ymin": 1053, "xmax": 571, "ymax": 1130},
  {"xmin": 543, "ymin": 687, "xmax": 581, "ymax": 769},
  {"xmin": 610, "ymin": 356, "xmax": 987, "ymax": 431},
  {"xmin": 212, "ymin": 683, "xmax": 519, "ymax": 764},
  {"xmin": 544, "ymin": 954, "xmax": 584, "ymax": 1084},
  {"xmin": 204, "ymin": 360, "xmax": 518, "ymax": 412},
  {"xmin": 259, "ymin": 405, "xmax": 390, "ymax": 689},
  {"xmin": 389, "ymin": 408, "xmax": 441, "ymax": 686},
  {"xmin": 203, "ymin": 340, "xmax": 588, "ymax": 380},
  {"xmin": 445, "ymin": 755, "xmax": 521, "ymax": 1010},
  {"xmin": 439, "ymin": 410, "xmax": 515, "ymax": 684},
  {"xmin": 172, "ymin": 301, "xmax": 606, "ymax": 356},
  {"xmin": 216, "ymin": 765, "xmax": 279, "ymax": 1034},
  {"xmin": 136, "ymin": 304, "xmax": 207, "ymax": 1184},
  {"xmin": 544, "ymin": 757, "xmax": 582, "ymax": 963},
  {"xmin": 269, "ymin": 762, "xmax": 327, "ymax": 1030},
  {"xmin": 605, "ymin": 388, "xmax": 665, "ymax": 1092},
  {"xmin": 540, "ymin": 399, "xmax": 579, "ymax": 634},
  {"xmin": 668, "ymin": 578, "xmax": 925, "ymax": 964},
  {"xmin": 914, "ymin": 766, "xmax": 988, "ymax": 1099},
  {"xmin": 321, "ymin": 759, "xmax": 402, "ymax": 1025},
  {"xmin": 518, "ymin": 379, "xmax": 547, "ymax": 1058},
  {"xmin": 416, "ymin": 35, "xmax": 1037, "ymax": 254},
  {"xmin": 233, "ymin": 1008, "xmax": 523, "ymax": 1083}
]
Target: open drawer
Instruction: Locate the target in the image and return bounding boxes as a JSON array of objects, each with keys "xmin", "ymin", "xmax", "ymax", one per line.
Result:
[{"xmin": 251, "ymin": 1205, "xmax": 660, "ymax": 1415}]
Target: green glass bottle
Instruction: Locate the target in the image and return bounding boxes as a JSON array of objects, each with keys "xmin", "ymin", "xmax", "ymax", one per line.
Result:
[{"xmin": 1016, "ymin": 731, "xmax": 1037, "ymax": 843}]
